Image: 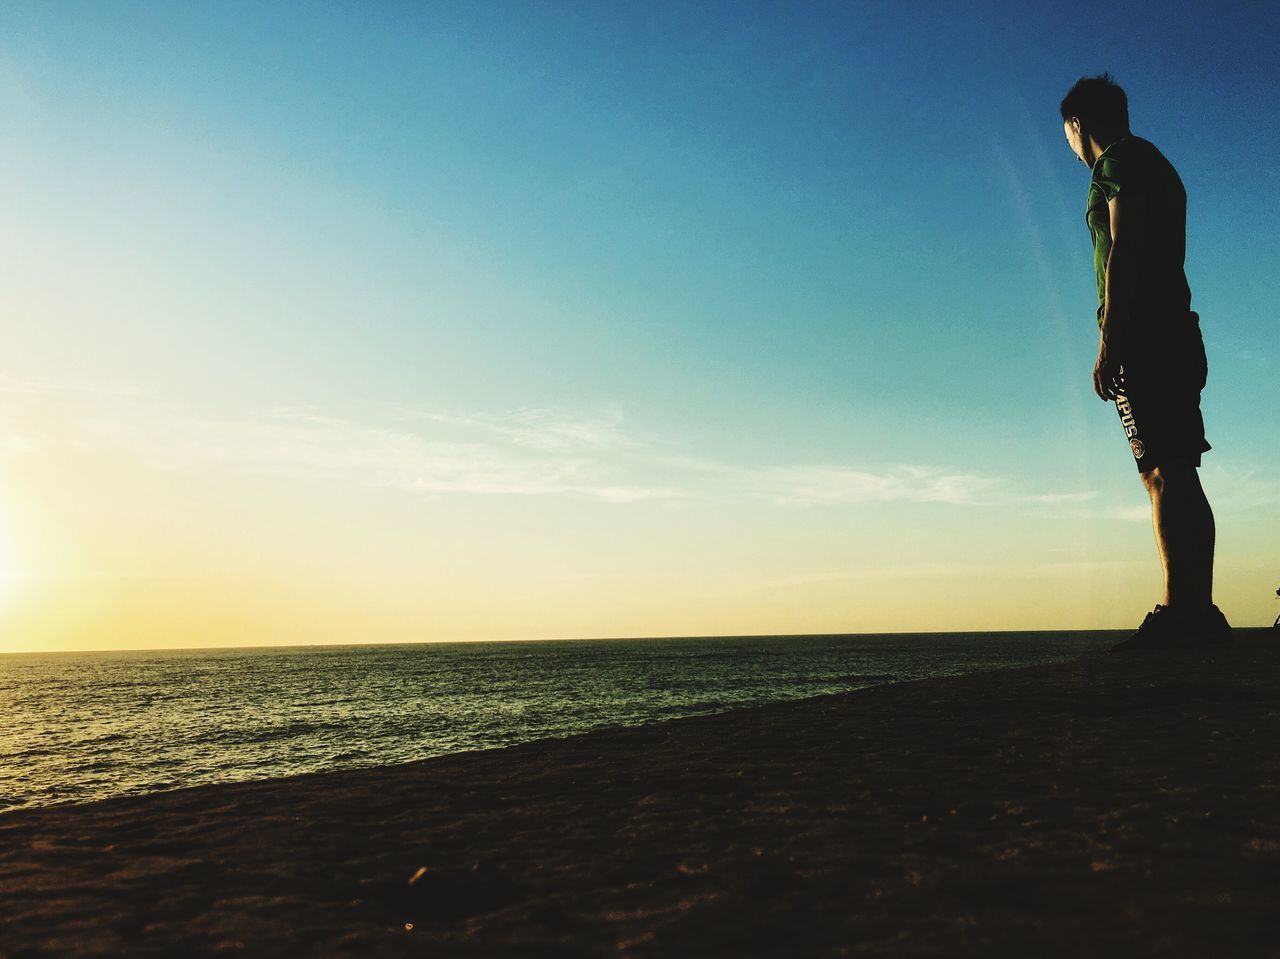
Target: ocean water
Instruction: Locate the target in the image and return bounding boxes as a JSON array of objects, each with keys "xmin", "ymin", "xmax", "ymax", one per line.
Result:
[{"xmin": 0, "ymin": 631, "xmax": 1118, "ymax": 812}]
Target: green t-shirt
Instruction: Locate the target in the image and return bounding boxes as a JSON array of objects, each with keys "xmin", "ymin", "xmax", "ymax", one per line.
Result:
[{"xmin": 1086, "ymin": 135, "xmax": 1193, "ymax": 331}]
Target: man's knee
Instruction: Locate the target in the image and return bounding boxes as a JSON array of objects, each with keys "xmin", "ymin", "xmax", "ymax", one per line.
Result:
[
  {"xmin": 1140, "ymin": 459, "xmax": 1198, "ymax": 497},
  {"xmin": 1140, "ymin": 467, "xmax": 1163, "ymax": 496}
]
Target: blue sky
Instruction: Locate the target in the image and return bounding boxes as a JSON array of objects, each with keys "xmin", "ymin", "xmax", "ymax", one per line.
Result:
[{"xmin": 2, "ymin": 1, "xmax": 1278, "ymax": 649}]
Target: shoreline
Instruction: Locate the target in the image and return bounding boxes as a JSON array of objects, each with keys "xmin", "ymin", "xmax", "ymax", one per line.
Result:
[
  {"xmin": 4, "ymin": 631, "xmax": 1278, "ymax": 956},
  {"xmin": 0, "ymin": 630, "xmax": 1122, "ymax": 814}
]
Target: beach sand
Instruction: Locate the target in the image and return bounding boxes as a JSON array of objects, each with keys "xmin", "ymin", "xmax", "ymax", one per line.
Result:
[{"xmin": 3, "ymin": 631, "xmax": 1278, "ymax": 958}]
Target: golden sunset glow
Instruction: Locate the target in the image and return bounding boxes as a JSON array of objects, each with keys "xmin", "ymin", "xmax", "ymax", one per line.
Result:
[{"xmin": 1, "ymin": 3, "xmax": 1277, "ymax": 655}]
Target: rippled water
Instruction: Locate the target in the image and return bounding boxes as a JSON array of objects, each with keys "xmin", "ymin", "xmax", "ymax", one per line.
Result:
[{"xmin": 0, "ymin": 631, "xmax": 1117, "ymax": 811}]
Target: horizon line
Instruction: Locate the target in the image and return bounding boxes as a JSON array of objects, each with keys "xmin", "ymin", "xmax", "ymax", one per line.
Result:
[{"xmin": 0, "ymin": 627, "xmax": 1146, "ymax": 656}]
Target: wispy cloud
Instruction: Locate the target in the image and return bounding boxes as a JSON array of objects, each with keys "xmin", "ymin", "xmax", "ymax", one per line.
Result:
[
  {"xmin": 1018, "ymin": 491, "xmax": 1099, "ymax": 505},
  {"xmin": 1017, "ymin": 463, "xmax": 1280, "ymax": 525},
  {"xmin": 1202, "ymin": 465, "xmax": 1280, "ymax": 512},
  {"xmin": 401, "ymin": 404, "xmax": 642, "ymax": 453},
  {"xmin": 2, "ymin": 379, "xmax": 1052, "ymax": 509},
  {"xmin": 1016, "ymin": 489, "xmax": 1151, "ymax": 524},
  {"xmin": 128, "ymin": 407, "xmax": 1004, "ymax": 506},
  {"xmin": 1101, "ymin": 504, "xmax": 1153, "ymax": 523},
  {"xmin": 742, "ymin": 464, "xmax": 1003, "ymax": 506},
  {"xmin": 83, "ymin": 406, "xmax": 688, "ymax": 503}
]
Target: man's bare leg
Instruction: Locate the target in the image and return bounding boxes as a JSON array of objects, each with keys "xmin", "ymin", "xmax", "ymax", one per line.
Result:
[
  {"xmin": 1139, "ymin": 459, "xmax": 1215, "ymax": 609},
  {"xmin": 1110, "ymin": 459, "xmax": 1226, "ymax": 650}
]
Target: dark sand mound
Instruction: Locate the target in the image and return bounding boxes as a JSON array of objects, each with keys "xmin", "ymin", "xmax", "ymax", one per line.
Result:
[{"xmin": 3, "ymin": 631, "xmax": 1278, "ymax": 957}]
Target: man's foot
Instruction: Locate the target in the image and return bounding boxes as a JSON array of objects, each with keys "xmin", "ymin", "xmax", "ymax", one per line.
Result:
[
  {"xmin": 1110, "ymin": 605, "xmax": 1184, "ymax": 651},
  {"xmin": 1110, "ymin": 604, "xmax": 1232, "ymax": 652},
  {"xmin": 1194, "ymin": 604, "xmax": 1233, "ymax": 645}
]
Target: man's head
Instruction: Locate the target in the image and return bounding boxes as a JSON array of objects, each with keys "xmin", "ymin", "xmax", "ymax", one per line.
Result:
[{"xmin": 1061, "ymin": 73, "xmax": 1129, "ymax": 167}]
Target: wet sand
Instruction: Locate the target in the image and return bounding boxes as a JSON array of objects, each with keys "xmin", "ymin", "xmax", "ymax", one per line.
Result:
[{"xmin": 3, "ymin": 630, "xmax": 1279, "ymax": 958}]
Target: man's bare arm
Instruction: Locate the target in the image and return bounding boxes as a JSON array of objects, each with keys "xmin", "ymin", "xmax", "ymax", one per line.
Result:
[{"xmin": 1093, "ymin": 191, "xmax": 1141, "ymax": 401}]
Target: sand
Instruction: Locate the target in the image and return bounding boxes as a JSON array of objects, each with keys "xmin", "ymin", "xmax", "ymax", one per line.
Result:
[{"xmin": 3, "ymin": 631, "xmax": 1279, "ymax": 958}]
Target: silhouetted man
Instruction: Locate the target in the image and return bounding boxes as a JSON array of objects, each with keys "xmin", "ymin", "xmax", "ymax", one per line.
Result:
[{"xmin": 1060, "ymin": 74, "xmax": 1231, "ymax": 650}]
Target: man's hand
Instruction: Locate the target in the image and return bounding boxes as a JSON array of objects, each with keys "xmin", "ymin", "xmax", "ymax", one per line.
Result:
[{"xmin": 1093, "ymin": 336, "xmax": 1122, "ymax": 401}]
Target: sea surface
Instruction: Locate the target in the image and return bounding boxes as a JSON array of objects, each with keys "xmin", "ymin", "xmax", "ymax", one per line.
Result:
[{"xmin": 0, "ymin": 631, "xmax": 1119, "ymax": 812}]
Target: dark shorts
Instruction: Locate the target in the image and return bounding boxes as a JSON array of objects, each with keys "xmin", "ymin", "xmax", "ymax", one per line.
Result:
[{"xmin": 1113, "ymin": 314, "xmax": 1211, "ymax": 473}]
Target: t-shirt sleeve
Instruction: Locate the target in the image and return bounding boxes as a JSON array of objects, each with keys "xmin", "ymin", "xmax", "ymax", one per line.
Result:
[{"xmin": 1091, "ymin": 154, "xmax": 1123, "ymax": 202}]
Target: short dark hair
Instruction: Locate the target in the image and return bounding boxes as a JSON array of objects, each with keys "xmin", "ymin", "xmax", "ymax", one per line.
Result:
[{"xmin": 1060, "ymin": 73, "xmax": 1129, "ymax": 135}]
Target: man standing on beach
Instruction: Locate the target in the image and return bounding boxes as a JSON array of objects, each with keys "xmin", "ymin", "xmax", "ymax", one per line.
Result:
[{"xmin": 1059, "ymin": 74, "xmax": 1231, "ymax": 650}]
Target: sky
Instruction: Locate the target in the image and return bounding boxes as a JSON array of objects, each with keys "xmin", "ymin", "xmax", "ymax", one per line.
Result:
[{"xmin": 1, "ymin": 0, "xmax": 1278, "ymax": 651}]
